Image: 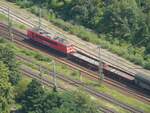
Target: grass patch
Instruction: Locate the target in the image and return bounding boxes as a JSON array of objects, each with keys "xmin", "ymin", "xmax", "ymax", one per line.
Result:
[
  {"xmin": 14, "ymin": 75, "xmax": 32, "ymax": 98},
  {"xmin": 95, "ymin": 84, "xmax": 150, "ymax": 113},
  {"xmin": 0, "ymin": 13, "xmax": 7, "ymax": 21},
  {"xmin": 0, "ymin": 13, "xmax": 27, "ymax": 30}
]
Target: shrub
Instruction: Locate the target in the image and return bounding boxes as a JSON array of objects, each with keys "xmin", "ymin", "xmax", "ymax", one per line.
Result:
[
  {"xmin": 29, "ymin": 6, "xmax": 39, "ymax": 16},
  {"xmin": 143, "ymin": 59, "xmax": 150, "ymax": 70},
  {"xmin": 18, "ymin": 24, "xmax": 26, "ymax": 29},
  {"xmin": 131, "ymin": 54, "xmax": 144, "ymax": 66},
  {"xmin": 34, "ymin": 53, "xmax": 51, "ymax": 62},
  {"xmin": 0, "ymin": 38, "xmax": 6, "ymax": 43},
  {"xmin": 144, "ymin": 63, "xmax": 150, "ymax": 70}
]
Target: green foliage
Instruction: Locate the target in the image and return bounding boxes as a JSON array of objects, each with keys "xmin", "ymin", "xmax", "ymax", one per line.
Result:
[
  {"xmin": 34, "ymin": 52, "xmax": 51, "ymax": 62},
  {"xmin": 0, "ymin": 45, "xmax": 21, "ymax": 85},
  {"xmin": 15, "ymin": 0, "xmax": 33, "ymax": 8},
  {"xmin": 0, "ymin": 38, "xmax": 6, "ymax": 43},
  {"xmin": 0, "ymin": 61, "xmax": 14, "ymax": 113},
  {"xmin": 28, "ymin": 5, "xmax": 39, "ymax": 16},
  {"xmin": 20, "ymin": 80, "xmax": 98, "ymax": 113},
  {"xmin": 64, "ymin": 0, "xmax": 104, "ymax": 28},
  {"xmin": 59, "ymin": 91, "xmax": 98, "ymax": 113},
  {"xmin": 20, "ymin": 79, "xmax": 45, "ymax": 113},
  {"xmin": 18, "ymin": 24, "xmax": 26, "ymax": 29},
  {"xmin": 19, "ymin": 49, "xmax": 51, "ymax": 62},
  {"xmin": 15, "ymin": 76, "xmax": 32, "ymax": 99}
]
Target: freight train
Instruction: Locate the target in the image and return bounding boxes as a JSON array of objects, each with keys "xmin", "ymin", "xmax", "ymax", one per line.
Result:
[{"xmin": 27, "ymin": 28, "xmax": 150, "ymax": 91}]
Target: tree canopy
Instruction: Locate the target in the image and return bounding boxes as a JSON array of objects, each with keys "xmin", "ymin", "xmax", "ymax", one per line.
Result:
[
  {"xmin": 20, "ymin": 79, "xmax": 99, "ymax": 113},
  {"xmin": 0, "ymin": 45, "xmax": 21, "ymax": 85},
  {"xmin": 20, "ymin": 79, "xmax": 45, "ymax": 112},
  {"xmin": 0, "ymin": 61, "xmax": 14, "ymax": 113},
  {"xmin": 0, "ymin": 43, "xmax": 22, "ymax": 113}
]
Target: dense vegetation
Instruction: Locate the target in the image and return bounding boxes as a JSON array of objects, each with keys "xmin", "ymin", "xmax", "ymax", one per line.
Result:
[
  {"xmin": 0, "ymin": 61, "xmax": 14, "ymax": 113},
  {"xmin": 19, "ymin": 79, "xmax": 99, "ymax": 113},
  {"xmin": 7, "ymin": 0, "xmax": 150, "ymax": 69},
  {"xmin": 0, "ymin": 41, "xmax": 21, "ymax": 113},
  {"xmin": 0, "ymin": 45, "xmax": 21, "ymax": 85}
]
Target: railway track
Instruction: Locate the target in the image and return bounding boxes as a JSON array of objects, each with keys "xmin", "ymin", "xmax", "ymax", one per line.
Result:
[
  {"xmin": 0, "ymin": 5, "xmax": 149, "ymax": 77},
  {"xmin": 20, "ymin": 56, "xmax": 142, "ymax": 113},
  {"xmin": 21, "ymin": 64, "xmax": 116, "ymax": 113},
  {"xmin": 0, "ymin": 23, "xmax": 149, "ymax": 112},
  {"xmin": 0, "ymin": 22, "xmax": 149, "ymax": 104}
]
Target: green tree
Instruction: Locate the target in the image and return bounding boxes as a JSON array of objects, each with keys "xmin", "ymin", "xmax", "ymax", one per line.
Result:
[
  {"xmin": 0, "ymin": 61, "xmax": 14, "ymax": 113},
  {"xmin": 21, "ymin": 79, "xmax": 44, "ymax": 113},
  {"xmin": 20, "ymin": 79, "xmax": 98, "ymax": 113},
  {"xmin": 41, "ymin": 91, "xmax": 98, "ymax": 113},
  {"xmin": 136, "ymin": 0, "xmax": 150, "ymax": 13},
  {"xmin": 60, "ymin": 91, "xmax": 98, "ymax": 113},
  {"xmin": 68, "ymin": 0, "xmax": 104, "ymax": 28},
  {"xmin": 98, "ymin": 0, "xmax": 138, "ymax": 38},
  {"xmin": 41, "ymin": 92, "xmax": 62, "ymax": 113},
  {"xmin": 0, "ymin": 45, "xmax": 21, "ymax": 85}
]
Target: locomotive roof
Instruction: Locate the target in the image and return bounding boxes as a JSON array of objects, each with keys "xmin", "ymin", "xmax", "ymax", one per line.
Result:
[{"xmin": 32, "ymin": 28, "xmax": 70, "ymax": 45}]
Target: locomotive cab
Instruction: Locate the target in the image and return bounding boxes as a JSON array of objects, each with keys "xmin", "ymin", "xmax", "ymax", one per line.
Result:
[{"xmin": 66, "ymin": 44, "xmax": 76, "ymax": 54}]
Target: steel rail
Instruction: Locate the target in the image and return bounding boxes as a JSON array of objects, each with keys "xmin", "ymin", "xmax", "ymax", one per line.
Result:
[{"xmin": 21, "ymin": 66, "xmax": 115, "ymax": 113}]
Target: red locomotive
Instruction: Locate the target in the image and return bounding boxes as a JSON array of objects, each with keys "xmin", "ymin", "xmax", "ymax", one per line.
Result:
[{"xmin": 27, "ymin": 28, "xmax": 76, "ymax": 54}]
